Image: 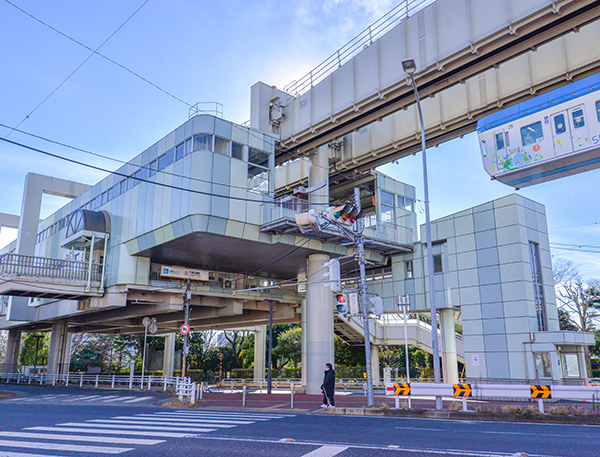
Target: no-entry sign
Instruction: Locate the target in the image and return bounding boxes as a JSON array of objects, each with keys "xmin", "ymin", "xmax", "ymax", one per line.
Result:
[{"xmin": 180, "ymin": 323, "xmax": 190, "ymax": 335}]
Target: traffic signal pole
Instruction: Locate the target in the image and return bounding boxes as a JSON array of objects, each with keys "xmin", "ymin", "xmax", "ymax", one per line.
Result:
[
  {"xmin": 355, "ymin": 187, "xmax": 375, "ymax": 407},
  {"xmin": 182, "ymin": 279, "xmax": 191, "ymax": 378}
]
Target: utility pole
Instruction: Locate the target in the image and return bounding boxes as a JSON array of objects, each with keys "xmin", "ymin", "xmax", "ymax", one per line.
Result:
[
  {"xmin": 355, "ymin": 187, "xmax": 374, "ymax": 406},
  {"xmin": 267, "ymin": 301, "xmax": 274, "ymax": 394},
  {"xmin": 182, "ymin": 279, "xmax": 191, "ymax": 378}
]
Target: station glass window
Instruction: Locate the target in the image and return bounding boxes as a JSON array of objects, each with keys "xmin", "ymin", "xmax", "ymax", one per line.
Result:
[
  {"xmin": 397, "ymin": 195, "xmax": 405, "ymax": 208},
  {"xmin": 101, "ymin": 192, "xmax": 108, "ymax": 205},
  {"xmin": 596, "ymin": 101, "xmax": 600, "ymax": 122},
  {"xmin": 380, "ymin": 190, "xmax": 394, "ymax": 223},
  {"xmin": 571, "ymin": 107, "xmax": 585, "ymax": 129},
  {"xmin": 193, "ymin": 134, "xmax": 213, "ymax": 151},
  {"xmin": 107, "ymin": 184, "xmax": 119, "ymax": 201},
  {"xmin": 364, "ymin": 212, "xmax": 377, "ymax": 229},
  {"xmin": 404, "ymin": 198, "xmax": 415, "ymax": 212},
  {"xmin": 215, "ymin": 137, "xmax": 230, "ymax": 155},
  {"xmin": 494, "ymin": 132, "xmax": 505, "ymax": 150},
  {"xmin": 520, "ymin": 121, "xmax": 543, "ymax": 146},
  {"xmin": 534, "ymin": 352, "xmax": 552, "ymax": 378},
  {"xmin": 175, "ymin": 143, "xmax": 185, "ymax": 161},
  {"xmin": 553, "ymin": 114, "xmax": 567, "ymax": 135},
  {"xmin": 158, "ymin": 148, "xmax": 174, "ymax": 170},
  {"xmin": 185, "ymin": 137, "xmax": 193, "ymax": 155},
  {"xmin": 127, "ymin": 176, "xmax": 135, "ymax": 191},
  {"xmin": 563, "ymin": 353, "xmax": 580, "ymax": 377},
  {"xmin": 119, "ymin": 179, "xmax": 126, "ymax": 194},
  {"xmin": 248, "ymin": 148, "xmax": 270, "ymax": 194},
  {"xmin": 134, "ymin": 167, "xmax": 148, "ymax": 185},
  {"xmin": 405, "ymin": 261, "xmax": 413, "ymax": 279},
  {"xmin": 148, "ymin": 160, "xmax": 157, "ymax": 177},
  {"xmin": 232, "ymin": 142, "xmax": 244, "ymax": 160},
  {"xmin": 433, "ymin": 254, "xmax": 443, "ymax": 274}
]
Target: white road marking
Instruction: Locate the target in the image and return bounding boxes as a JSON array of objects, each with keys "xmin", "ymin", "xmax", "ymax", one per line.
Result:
[
  {"xmin": 0, "ymin": 452, "xmax": 66, "ymax": 457},
  {"xmin": 109, "ymin": 416, "xmax": 253, "ymax": 425},
  {"xmin": 0, "ymin": 431, "xmax": 163, "ymax": 446},
  {"xmin": 395, "ymin": 427, "xmax": 444, "ymax": 432},
  {"xmin": 301, "ymin": 446, "xmax": 348, "ymax": 457},
  {"xmin": 62, "ymin": 395, "xmax": 92, "ymax": 402},
  {"xmin": 122, "ymin": 397, "xmax": 151, "ymax": 403},
  {"xmin": 106, "ymin": 418, "xmax": 234, "ymax": 428},
  {"xmin": 103, "ymin": 397, "xmax": 135, "ymax": 403},
  {"xmin": 27, "ymin": 426, "xmax": 192, "ymax": 438},
  {"xmin": 157, "ymin": 411, "xmax": 291, "ymax": 419},
  {"xmin": 92, "ymin": 395, "xmax": 119, "ymax": 401},
  {"xmin": 58, "ymin": 422, "xmax": 217, "ymax": 433},
  {"xmin": 79, "ymin": 395, "xmax": 103, "ymax": 401},
  {"xmin": 0, "ymin": 439, "xmax": 132, "ymax": 454}
]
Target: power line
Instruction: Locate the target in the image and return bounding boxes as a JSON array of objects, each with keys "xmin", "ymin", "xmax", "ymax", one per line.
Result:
[
  {"xmin": 3, "ymin": 0, "xmax": 192, "ymax": 109},
  {"xmin": 5, "ymin": 0, "xmax": 151, "ymax": 137}
]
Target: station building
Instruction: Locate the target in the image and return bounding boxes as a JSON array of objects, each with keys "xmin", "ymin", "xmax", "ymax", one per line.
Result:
[{"xmin": 0, "ymin": 110, "xmax": 593, "ymax": 391}]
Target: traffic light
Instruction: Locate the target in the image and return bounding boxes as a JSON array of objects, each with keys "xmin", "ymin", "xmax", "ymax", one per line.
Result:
[
  {"xmin": 324, "ymin": 258, "xmax": 341, "ymax": 292},
  {"xmin": 336, "ymin": 293, "xmax": 348, "ymax": 313},
  {"xmin": 295, "ymin": 209, "xmax": 320, "ymax": 234},
  {"xmin": 324, "ymin": 203, "xmax": 365, "ymax": 226}
]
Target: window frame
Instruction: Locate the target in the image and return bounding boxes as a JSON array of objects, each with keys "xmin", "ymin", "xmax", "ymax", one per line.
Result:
[{"xmin": 520, "ymin": 121, "xmax": 544, "ymax": 146}]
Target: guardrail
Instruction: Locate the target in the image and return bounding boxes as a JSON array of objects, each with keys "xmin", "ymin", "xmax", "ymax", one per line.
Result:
[
  {"xmin": 386, "ymin": 381, "xmax": 600, "ymax": 413},
  {"xmin": 0, "ymin": 253, "xmax": 103, "ymax": 284}
]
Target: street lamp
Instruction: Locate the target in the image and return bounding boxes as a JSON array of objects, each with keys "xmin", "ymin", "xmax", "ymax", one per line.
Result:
[{"xmin": 402, "ymin": 58, "xmax": 443, "ymax": 410}]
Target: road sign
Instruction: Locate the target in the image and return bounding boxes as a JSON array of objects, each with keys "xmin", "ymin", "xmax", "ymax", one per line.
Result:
[
  {"xmin": 453, "ymin": 383, "xmax": 472, "ymax": 397},
  {"xmin": 530, "ymin": 385, "xmax": 551, "ymax": 399},
  {"xmin": 393, "ymin": 382, "xmax": 411, "ymax": 396},
  {"xmin": 218, "ymin": 352, "xmax": 224, "ymax": 360},
  {"xmin": 348, "ymin": 292, "xmax": 360, "ymax": 314},
  {"xmin": 180, "ymin": 323, "xmax": 190, "ymax": 335}
]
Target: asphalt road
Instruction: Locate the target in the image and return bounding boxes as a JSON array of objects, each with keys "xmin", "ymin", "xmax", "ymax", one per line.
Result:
[{"xmin": 0, "ymin": 385, "xmax": 598, "ymax": 457}]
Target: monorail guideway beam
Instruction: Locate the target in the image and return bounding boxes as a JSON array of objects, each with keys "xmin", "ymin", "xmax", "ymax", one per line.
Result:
[{"xmin": 253, "ymin": 0, "xmax": 600, "ymax": 172}]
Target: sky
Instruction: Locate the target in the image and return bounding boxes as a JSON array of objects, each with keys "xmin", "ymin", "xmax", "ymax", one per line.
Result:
[{"xmin": 0, "ymin": 0, "xmax": 598, "ymax": 278}]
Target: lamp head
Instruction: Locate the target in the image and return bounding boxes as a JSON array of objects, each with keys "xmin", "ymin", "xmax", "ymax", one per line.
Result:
[{"xmin": 402, "ymin": 59, "xmax": 417, "ymax": 75}]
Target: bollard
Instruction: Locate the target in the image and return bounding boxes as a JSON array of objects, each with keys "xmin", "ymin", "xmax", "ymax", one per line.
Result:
[
  {"xmin": 462, "ymin": 397, "xmax": 468, "ymax": 412},
  {"xmin": 39, "ymin": 374, "xmax": 43, "ymax": 385},
  {"xmin": 95, "ymin": 375, "xmax": 99, "ymax": 388},
  {"xmin": 66, "ymin": 373, "xmax": 70, "ymax": 386},
  {"xmin": 537, "ymin": 398, "xmax": 545, "ymax": 414},
  {"xmin": 242, "ymin": 385, "xmax": 247, "ymax": 408},
  {"xmin": 111, "ymin": 375, "xmax": 115, "ymax": 389},
  {"xmin": 148, "ymin": 375, "xmax": 152, "ymax": 390},
  {"xmin": 395, "ymin": 395, "xmax": 400, "ymax": 409},
  {"xmin": 129, "ymin": 375, "xmax": 133, "ymax": 390},
  {"xmin": 191, "ymin": 383, "xmax": 196, "ymax": 405},
  {"xmin": 291, "ymin": 383, "xmax": 295, "ymax": 409},
  {"xmin": 163, "ymin": 377, "xmax": 167, "ymax": 391},
  {"xmin": 80, "ymin": 374, "xmax": 84, "ymax": 387},
  {"xmin": 28, "ymin": 374, "xmax": 32, "ymax": 385},
  {"xmin": 200, "ymin": 382, "xmax": 204, "ymax": 400},
  {"xmin": 52, "ymin": 374, "xmax": 56, "ymax": 386}
]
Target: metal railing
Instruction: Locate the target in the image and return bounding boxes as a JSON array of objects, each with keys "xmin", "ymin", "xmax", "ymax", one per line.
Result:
[
  {"xmin": 283, "ymin": 0, "xmax": 436, "ymax": 97},
  {"xmin": 363, "ymin": 222, "xmax": 413, "ymax": 247},
  {"xmin": 262, "ymin": 195, "xmax": 308, "ymax": 226},
  {"xmin": 0, "ymin": 253, "xmax": 103, "ymax": 284}
]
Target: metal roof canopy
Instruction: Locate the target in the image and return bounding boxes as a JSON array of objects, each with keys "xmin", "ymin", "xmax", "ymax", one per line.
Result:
[{"xmin": 62, "ymin": 210, "xmax": 111, "ymax": 251}]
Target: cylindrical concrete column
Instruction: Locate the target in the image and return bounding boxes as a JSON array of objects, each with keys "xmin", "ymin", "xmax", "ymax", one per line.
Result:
[
  {"xmin": 1, "ymin": 329, "xmax": 22, "ymax": 373},
  {"xmin": 253, "ymin": 326, "xmax": 266, "ymax": 381},
  {"xmin": 163, "ymin": 334, "xmax": 176, "ymax": 378},
  {"xmin": 300, "ymin": 297, "xmax": 307, "ymax": 387},
  {"xmin": 308, "ymin": 145, "xmax": 329, "ymax": 212},
  {"xmin": 47, "ymin": 320, "xmax": 69, "ymax": 375},
  {"xmin": 305, "ymin": 253, "xmax": 334, "ymax": 395},
  {"xmin": 371, "ymin": 344, "xmax": 381, "ymax": 386},
  {"xmin": 439, "ymin": 309, "xmax": 459, "ymax": 384}
]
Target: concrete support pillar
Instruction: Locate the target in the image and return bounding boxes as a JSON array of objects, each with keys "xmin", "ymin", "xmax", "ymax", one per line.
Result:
[
  {"xmin": 305, "ymin": 253, "xmax": 334, "ymax": 395},
  {"xmin": 253, "ymin": 326, "xmax": 266, "ymax": 381},
  {"xmin": 47, "ymin": 320, "xmax": 70, "ymax": 375},
  {"xmin": 1, "ymin": 329, "xmax": 22, "ymax": 372},
  {"xmin": 300, "ymin": 297, "xmax": 307, "ymax": 387},
  {"xmin": 308, "ymin": 145, "xmax": 330, "ymax": 212},
  {"xmin": 163, "ymin": 334, "xmax": 175, "ymax": 378},
  {"xmin": 439, "ymin": 309, "xmax": 459, "ymax": 385},
  {"xmin": 371, "ymin": 344, "xmax": 381, "ymax": 386}
]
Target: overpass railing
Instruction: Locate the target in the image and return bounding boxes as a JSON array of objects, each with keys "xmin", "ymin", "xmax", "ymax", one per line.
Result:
[
  {"xmin": 0, "ymin": 253, "xmax": 103, "ymax": 284},
  {"xmin": 283, "ymin": 0, "xmax": 436, "ymax": 97}
]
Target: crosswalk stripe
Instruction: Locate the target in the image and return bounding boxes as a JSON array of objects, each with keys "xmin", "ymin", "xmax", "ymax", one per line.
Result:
[
  {"xmin": 0, "ymin": 451, "xmax": 65, "ymax": 457},
  {"xmin": 155, "ymin": 411, "xmax": 290, "ymax": 419},
  {"xmin": 0, "ymin": 439, "xmax": 132, "ymax": 454},
  {"xmin": 27, "ymin": 426, "xmax": 192, "ymax": 439},
  {"xmin": 58, "ymin": 422, "xmax": 217, "ymax": 433},
  {"xmin": 110, "ymin": 416, "xmax": 253, "ymax": 425},
  {"xmin": 103, "ymin": 397, "xmax": 135, "ymax": 403},
  {"xmin": 152, "ymin": 412, "xmax": 274, "ymax": 421},
  {"xmin": 79, "ymin": 395, "xmax": 103, "ymax": 401},
  {"xmin": 0, "ymin": 431, "xmax": 163, "ymax": 446},
  {"xmin": 165, "ymin": 409, "xmax": 295, "ymax": 417},
  {"xmin": 122, "ymin": 397, "xmax": 151, "ymax": 403},
  {"xmin": 301, "ymin": 445, "xmax": 349, "ymax": 457},
  {"xmin": 62, "ymin": 395, "xmax": 91, "ymax": 402},
  {"xmin": 95, "ymin": 395, "xmax": 119, "ymax": 401},
  {"xmin": 105, "ymin": 418, "xmax": 235, "ymax": 428}
]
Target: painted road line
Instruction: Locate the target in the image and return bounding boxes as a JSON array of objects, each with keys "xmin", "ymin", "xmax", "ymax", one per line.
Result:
[
  {"xmin": 0, "ymin": 452, "xmax": 66, "ymax": 457},
  {"xmin": 90, "ymin": 395, "xmax": 119, "ymax": 401},
  {"xmin": 106, "ymin": 418, "xmax": 235, "ymax": 428},
  {"xmin": 62, "ymin": 395, "xmax": 93, "ymax": 402},
  {"xmin": 0, "ymin": 431, "xmax": 163, "ymax": 446},
  {"xmin": 103, "ymin": 397, "xmax": 135, "ymax": 403},
  {"xmin": 58, "ymin": 422, "xmax": 218, "ymax": 433},
  {"xmin": 0, "ymin": 439, "xmax": 132, "ymax": 454},
  {"xmin": 157, "ymin": 411, "xmax": 292, "ymax": 418},
  {"xmin": 122, "ymin": 397, "xmax": 151, "ymax": 403},
  {"xmin": 301, "ymin": 446, "xmax": 349, "ymax": 457},
  {"xmin": 88, "ymin": 419, "xmax": 239, "ymax": 428},
  {"xmin": 113, "ymin": 416, "xmax": 254, "ymax": 425},
  {"xmin": 27, "ymin": 426, "xmax": 192, "ymax": 439},
  {"xmin": 79, "ymin": 395, "xmax": 104, "ymax": 401},
  {"xmin": 152, "ymin": 413, "xmax": 275, "ymax": 421}
]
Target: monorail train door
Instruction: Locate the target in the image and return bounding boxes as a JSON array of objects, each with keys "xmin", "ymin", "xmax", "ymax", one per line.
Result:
[
  {"xmin": 492, "ymin": 129, "xmax": 508, "ymax": 171},
  {"xmin": 551, "ymin": 105, "xmax": 590, "ymax": 156},
  {"xmin": 568, "ymin": 105, "xmax": 590, "ymax": 152}
]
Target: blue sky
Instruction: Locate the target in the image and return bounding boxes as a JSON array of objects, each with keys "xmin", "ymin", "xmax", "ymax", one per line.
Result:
[{"xmin": 0, "ymin": 0, "xmax": 598, "ymax": 278}]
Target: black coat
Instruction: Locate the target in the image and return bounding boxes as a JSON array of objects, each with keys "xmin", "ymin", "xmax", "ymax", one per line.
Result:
[{"xmin": 322, "ymin": 368, "xmax": 335, "ymax": 396}]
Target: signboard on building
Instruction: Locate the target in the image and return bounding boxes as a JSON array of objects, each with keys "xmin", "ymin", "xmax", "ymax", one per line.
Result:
[{"xmin": 161, "ymin": 265, "xmax": 209, "ymax": 281}]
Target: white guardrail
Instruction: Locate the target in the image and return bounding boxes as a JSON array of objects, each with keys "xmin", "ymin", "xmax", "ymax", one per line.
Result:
[{"xmin": 386, "ymin": 382, "xmax": 600, "ymax": 414}]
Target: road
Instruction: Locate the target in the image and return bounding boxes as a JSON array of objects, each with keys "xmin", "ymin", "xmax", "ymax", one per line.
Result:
[{"xmin": 0, "ymin": 385, "xmax": 598, "ymax": 457}]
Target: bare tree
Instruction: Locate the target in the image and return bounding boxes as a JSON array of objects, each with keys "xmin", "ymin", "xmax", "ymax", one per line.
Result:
[
  {"xmin": 0, "ymin": 331, "xmax": 7, "ymax": 363},
  {"xmin": 553, "ymin": 258, "xmax": 600, "ymax": 332},
  {"xmin": 223, "ymin": 331, "xmax": 250, "ymax": 368}
]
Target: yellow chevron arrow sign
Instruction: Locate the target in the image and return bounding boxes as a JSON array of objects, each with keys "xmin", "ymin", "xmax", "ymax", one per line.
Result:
[
  {"xmin": 530, "ymin": 385, "xmax": 551, "ymax": 399},
  {"xmin": 453, "ymin": 383, "xmax": 472, "ymax": 397},
  {"xmin": 393, "ymin": 382, "xmax": 411, "ymax": 396}
]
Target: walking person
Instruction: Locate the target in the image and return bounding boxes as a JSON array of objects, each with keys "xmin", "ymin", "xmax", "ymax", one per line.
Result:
[{"xmin": 321, "ymin": 362, "xmax": 336, "ymax": 408}]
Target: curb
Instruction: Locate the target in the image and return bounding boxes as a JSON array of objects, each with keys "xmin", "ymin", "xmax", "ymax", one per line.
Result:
[{"xmin": 312, "ymin": 407, "xmax": 600, "ymax": 425}]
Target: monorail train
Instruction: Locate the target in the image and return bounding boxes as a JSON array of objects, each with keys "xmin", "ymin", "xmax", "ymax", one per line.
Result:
[{"xmin": 477, "ymin": 73, "xmax": 600, "ymax": 188}]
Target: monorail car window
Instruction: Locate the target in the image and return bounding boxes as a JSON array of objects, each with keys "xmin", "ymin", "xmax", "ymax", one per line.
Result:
[
  {"xmin": 572, "ymin": 107, "xmax": 585, "ymax": 129},
  {"xmin": 495, "ymin": 132, "xmax": 505, "ymax": 151},
  {"xmin": 481, "ymin": 140, "xmax": 487, "ymax": 157},
  {"xmin": 520, "ymin": 121, "xmax": 543, "ymax": 146},
  {"xmin": 554, "ymin": 114, "xmax": 566, "ymax": 135},
  {"xmin": 596, "ymin": 101, "xmax": 600, "ymax": 122}
]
